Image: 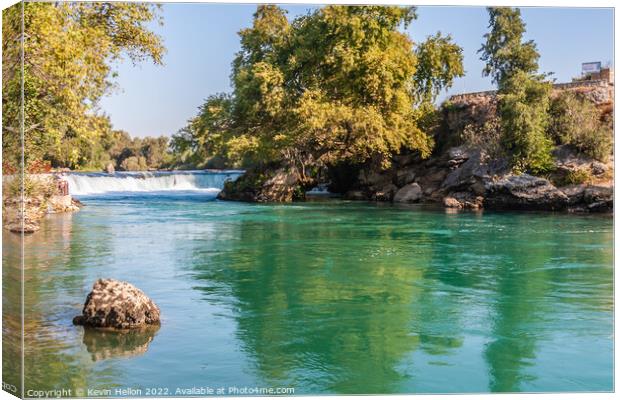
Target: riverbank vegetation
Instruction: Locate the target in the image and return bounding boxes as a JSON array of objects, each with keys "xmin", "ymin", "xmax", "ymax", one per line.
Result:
[
  {"xmin": 176, "ymin": 6, "xmax": 612, "ymax": 183},
  {"xmin": 2, "ymin": 2, "xmax": 167, "ymax": 172},
  {"xmin": 2, "ymin": 4, "xmax": 613, "ymax": 206}
]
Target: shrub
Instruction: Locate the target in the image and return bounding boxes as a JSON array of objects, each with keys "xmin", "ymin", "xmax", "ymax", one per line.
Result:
[
  {"xmin": 552, "ymin": 168, "xmax": 593, "ymax": 187},
  {"xmin": 459, "ymin": 117, "xmax": 504, "ymax": 158},
  {"xmin": 498, "ymin": 72, "xmax": 554, "ymax": 175},
  {"xmin": 548, "ymin": 92, "xmax": 612, "ymax": 161}
]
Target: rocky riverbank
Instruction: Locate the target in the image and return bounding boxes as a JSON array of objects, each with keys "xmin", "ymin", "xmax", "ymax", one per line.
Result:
[
  {"xmin": 217, "ymin": 143, "xmax": 613, "ymax": 213},
  {"xmin": 218, "ymin": 79, "xmax": 613, "ymax": 213},
  {"xmin": 2, "ymin": 174, "xmax": 82, "ymax": 234}
]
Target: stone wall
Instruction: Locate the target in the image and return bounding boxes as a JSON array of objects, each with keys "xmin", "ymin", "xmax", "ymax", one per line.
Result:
[{"xmin": 448, "ymin": 80, "xmax": 613, "ymax": 107}]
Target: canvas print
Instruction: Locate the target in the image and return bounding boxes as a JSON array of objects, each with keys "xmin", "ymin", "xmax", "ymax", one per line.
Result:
[{"xmin": 1, "ymin": 1, "xmax": 614, "ymax": 398}]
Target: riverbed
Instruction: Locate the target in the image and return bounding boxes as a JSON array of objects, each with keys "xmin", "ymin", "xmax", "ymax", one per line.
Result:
[{"xmin": 2, "ymin": 171, "xmax": 613, "ymax": 395}]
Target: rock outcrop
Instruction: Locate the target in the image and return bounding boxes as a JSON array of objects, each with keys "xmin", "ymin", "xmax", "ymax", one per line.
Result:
[
  {"xmin": 484, "ymin": 174, "xmax": 570, "ymax": 211},
  {"xmin": 325, "ymin": 143, "xmax": 611, "ymax": 213},
  {"xmin": 393, "ymin": 183, "xmax": 422, "ymax": 203},
  {"xmin": 218, "ymin": 167, "xmax": 307, "ymax": 203},
  {"xmin": 3, "ymin": 175, "xmax": 82, "ymax": 234},
  {"xmin": 73, "ymin": 279, "xmax": 160, "ymax": 330}
]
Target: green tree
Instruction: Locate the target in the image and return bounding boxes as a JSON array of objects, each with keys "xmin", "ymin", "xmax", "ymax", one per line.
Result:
[
  {"xmin": 479, "ymin": 7, "xmax": 553, "ymax": 173},
  {"xmin": 479, "ymin": 7, "xmax": 539, "ymax": 87},
  {"xmin": 180, "ymin": 5, "xmax": 463, "ymax": 176},
  {"xmin": 414, "ymin": 32, "xmax": 464, "ymax": 108},
  {"xmin": 2, "ymin": 2, "xmax": 165, "ymax": 170}
]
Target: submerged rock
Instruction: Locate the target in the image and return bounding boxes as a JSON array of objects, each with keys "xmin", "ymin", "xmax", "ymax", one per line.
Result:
[
  {"xmin": 443, "ymin": 192, "xmax": 484, "ymax": 209},
  {"xmin": 73, "ymin": 279, "xmax": 160, "ymax": 330}
]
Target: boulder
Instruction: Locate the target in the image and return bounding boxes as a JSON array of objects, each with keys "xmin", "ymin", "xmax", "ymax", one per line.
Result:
[
  {"xmin": 47, "ymin": 195, "xmax": 80, "ymax": 213},
  {"xmin": 442, "ymin": 192, "xmax": 484, "ymax": 209},
  {"xmin": 73, "ymin": 279, "xmax": 160, "ymax": 330},
  {"xmin": 484, "ymin": 174, "xmax": 569, "ymax": 211},
  {"xmin": 583, "ymin": 186, "xmax": 613, "ymax": 212},
  {"xmin": 395, "ymin": 167, "xmax": 416, "ymax": 187},
  {"xmin": 105, "ymin": 162, "xmax": 115, "ymax": 174},
  {"xmin": 442, "ymin": 149, "xmax": 491, "ymax": 192},
  {"xmin": 218, "ymin": 167, "xmax": 305, "ymax": 203},
  {"xmin": 344, "ymin": 190, "xmax": 368, "ymax": 201},
  {"xmin": 393, "ymin": 183, "xmax": 422, "ymax": 203},
  {"xmin": 256, "ymin": 168, "xmax": 301, "ymax": 202},
  {"xmin": 446, "ymin": 146, "xmax": 472, "ymax": 168},
  {"xmin": 373, "ymin": 183, "xmax": 398, "ymax": 202}
]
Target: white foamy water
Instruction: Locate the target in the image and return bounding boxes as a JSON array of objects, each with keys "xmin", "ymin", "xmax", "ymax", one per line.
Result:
[{"xmin": 61, "ymin": 170, "xmax": 244, "ymax": 196}]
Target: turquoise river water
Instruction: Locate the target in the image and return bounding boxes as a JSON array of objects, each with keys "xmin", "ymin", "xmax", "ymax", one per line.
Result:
[{"xmin": 2, "ymin": 171, "xmax": 613, "ymax": 395}]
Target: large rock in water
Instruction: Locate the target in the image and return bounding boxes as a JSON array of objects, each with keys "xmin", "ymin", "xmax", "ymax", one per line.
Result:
[
  {"xmin": 393, "ymin": 183, "xmax": 422, "ymax": 203},
  {"xmin": 73, "ymin": 279, "xmax": 160, "ymax": 329},
  {"xmin": 484, "ymin": 174, "xmax": 569, "ymax": 211},
  {"xmin": 218, "ymin": 167, "xmax": 304, "ymax": 202}
]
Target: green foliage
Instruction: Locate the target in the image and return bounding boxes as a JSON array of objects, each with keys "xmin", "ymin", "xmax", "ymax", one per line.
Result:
[
  {"xmin": 480, "ymin": 7, "xmax": 553, "ymax": 174},
  {"xmin": 2, "ymin": 2, "xmax": 165, "ymax": 170},
  {"xmin": 498, "ymin": 71, "xmax": 554, "ymax": 174},
  {"xmin": 478, "ymin": 7, "xmax": 539, "ymax": 87},
  {"xmin": 179, "ymin": 5, "xmax": 464, "ymax": 171},
  {"xmin": 548, "ymin": 92, "xmax": 612, "ymax": 161},
  {"xmin": 563, "ymin": 168, "xmax": 592, "ymax": 186},
  {"xmin": 414, "ymin": 32, "xmax": 464, "ymax": 106},
  {"xmin": 459, "ymin": 117, "xmax": 504, "ymax": 158},
  {"xmin": 102, "ymin": 131, "xmax": 171, "ymax": 171}
]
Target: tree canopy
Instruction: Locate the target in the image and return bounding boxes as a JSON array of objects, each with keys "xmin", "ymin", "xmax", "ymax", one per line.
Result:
[
  {"xmin": 175, "ymin": 5, "xmax": 464, "ymax": 172},
  {"xmin": 2, "ymin": 2, "xmax": 165, "ymax": 170}
]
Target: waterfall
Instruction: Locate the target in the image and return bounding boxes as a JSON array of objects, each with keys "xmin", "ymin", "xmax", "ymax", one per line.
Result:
[{"xmin": 61, "ymin": 170, "xmax": 244, "ymax": 196}]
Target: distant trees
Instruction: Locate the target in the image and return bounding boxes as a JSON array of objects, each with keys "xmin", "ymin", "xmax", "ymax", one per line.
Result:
[
  {"xmin": 175, "ymin": 5, "xmax": 464, "ymax": 172},
  {"xmin": 479, "ymin": 7, "xmax": 553, "ymax": 174}
]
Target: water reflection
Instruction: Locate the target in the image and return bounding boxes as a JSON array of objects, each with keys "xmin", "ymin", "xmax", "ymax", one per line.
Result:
[
  {"xmin": 2, "ymin": 200, "xmax": 613, "ymax": 394},
  {"xmin": 2, "ymin": 226, "xmax": 23, "ymax": 397},
  {"xmin": 188, "ymin": 205, "xmax": 613, "ymax": 393},
  {"xmin": 82, "ymin": 326, "xmax": 160, "ymax": 362},
  {"xmin": 5, "ymin": 210, "xmax": 126, "ymax": 393},
  {"xmin": 188, "ymin": 206, "xmax": 435, "ymax": 393}
]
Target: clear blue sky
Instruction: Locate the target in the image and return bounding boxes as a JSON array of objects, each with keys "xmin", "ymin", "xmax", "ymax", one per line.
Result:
[{"xmin": 98, "ymin": 4, "xmax": 614, "ymax": 138}]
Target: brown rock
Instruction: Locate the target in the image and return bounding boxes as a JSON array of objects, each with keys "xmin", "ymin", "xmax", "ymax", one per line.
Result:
[
  {"xmin": 344, "ymin": 190, "xmax": 368, "ymax": 201},
  {"xmin": 73, "ymin": 279, "xmax": 160, "ymax": 330},
  {"xmin": 443, "ymin": 197, "xmax": 462, "ymax": 208}
]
